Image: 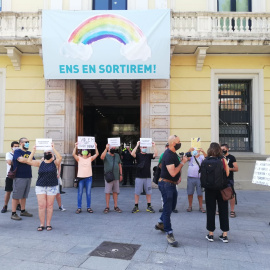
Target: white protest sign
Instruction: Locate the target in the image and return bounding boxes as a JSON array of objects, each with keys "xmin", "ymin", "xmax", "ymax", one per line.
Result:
[
  {"xmin": 140, "ymin": 138, "xmax": 152, "ymax": 147},
  {"xmin": 78, "ymin": 136, "xmax": 95, "ymax": 149},
  {"xmin": 108, "ymin": 137, "xmax": 120, "ymax": 147},
  {"xmin": 191, "ymin": 138, "xmax": 201, "ymax": 149},
  {"xmin": 252, "ymin": 161, "xmax": 270, "ymax": 186},
  {"xmin": 36, "ymin": 138, "xmax": 52, "ymax": 151}
]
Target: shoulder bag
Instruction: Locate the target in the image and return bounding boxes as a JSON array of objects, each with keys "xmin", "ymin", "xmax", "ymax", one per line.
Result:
[{"xmin": 104, "ymin": 155, "xmax": 115, "ymax": 183}]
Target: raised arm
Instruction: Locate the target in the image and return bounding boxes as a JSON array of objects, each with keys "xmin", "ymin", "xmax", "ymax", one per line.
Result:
[
  {"xmin": 91, "ymin": 142, "xmax": 99, "ymax": 161},
  {"xmin": 152, "ymin": 141, "xmax": 158, "ymax": 158},
  {"xmin": 223, "ymin": 158, "xmax": 230, "ymax": 177},
  {"xmin": 131, "ymin": 141, "xmax": 140, "ymax": 158},
  {"xmin": 100, "ymin": 144, "xmax": 109, "ymax": 160},
  {"xmin": 72, "ymin": 142, "xmax": 79, "ymax": 162},
  {"xmin": 52, "ymin": 143, "xmax": 62, "ymax": 167},
  {"xmin": 27, "ymin": 146, "xmax": 41, "ymax": 167}
]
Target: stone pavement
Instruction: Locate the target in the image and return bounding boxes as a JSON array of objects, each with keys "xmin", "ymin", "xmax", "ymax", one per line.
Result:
[{"xmin": 0, "ymin": 186, "xmax": 270, "ymax": 270}]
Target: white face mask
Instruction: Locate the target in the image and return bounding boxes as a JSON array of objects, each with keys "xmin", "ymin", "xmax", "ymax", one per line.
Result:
[{"xmin": 13, "ymin": 147, "xmax": 19, "ymax": 151}]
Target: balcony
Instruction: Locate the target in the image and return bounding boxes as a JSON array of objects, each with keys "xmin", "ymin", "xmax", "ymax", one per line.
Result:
[
  {"xmin": 171, "ymin": 12, "xmax": 270, "ymax": 55},
  {"xmin": 0, "ymin": 11, "xmax": 270, "ymax": 56}
]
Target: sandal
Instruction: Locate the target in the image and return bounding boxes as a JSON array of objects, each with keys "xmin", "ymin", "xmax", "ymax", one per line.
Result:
[
  {"xmin": 37, "ymin": 226, "xmax": 45, "ymax": 231},
  {"xmin": 186, "ymin": 206, "xmax": 192, "ymax": 212},
  {"xmin": 46, "ymin": 225, "xmax": 52, "ymax": 231},
  {"xmin": 87, "ymin": 208, "xmax": 93, "ymax": 213},
  {"xmin": 103, "ymin": 207, "xmax": 109, "ymax": 214},
  {"xmin": 76, "ymin": 208, "xmax": 82, "ymax": 214},
  {"xmin": 230, "ymin": 211, "xmax": 236, "ymax": 218},
  {"xmin": 114, "ymin": 206, "xmax": 122, "ymax": 213},
  {"xmin": 199, "ymin": 208, "xmax": 206, "ymax": 213}
]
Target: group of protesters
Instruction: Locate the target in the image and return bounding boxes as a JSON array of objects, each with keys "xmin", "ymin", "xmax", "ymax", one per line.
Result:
[{"xmin": 2, "ymin": 135, "xmax": 238, "ymax": 247}]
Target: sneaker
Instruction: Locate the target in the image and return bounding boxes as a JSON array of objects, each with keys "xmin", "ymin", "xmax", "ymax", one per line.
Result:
[
  {"xmin": 11, "ymin": 213, "xmax": 22, "ymax": 220},
  {"xmin": 155, "ymin": 222, "xmax": 165, "ymax": 232},
  {"xmin": 172, "ymin": 209, "xmax": 178, "ymax": 213},
  {"xmin": 132, "ymin": 206, "xmax": 139, "ymax": 213},
  {"xmin": 59, "ymin": 205, "xmax": 66, "ymax": 211},
  {"xmin": 206, "ymin": 234, "xmax": 214, "ymax": 242},
  {"xmin": 146, "ymin": 206, "xmax": 155, "ymax": 213},
  {"xmin": 159, "ymin": 208, "xmax": 163, "ymax": 212},
  {"xmin": 20, "ymin": 211, "xmax": 33, "ymax": 217},
  {"xmin": 16, "ymin": 204, "xmax": 21, "ymax": 211},
  {"xmin": 166, "ymin": 233, "xmax": 178, "ymax": 247},
  {"xmin": 219, "ymin": 234, "xmax": 229, "ymax": 243},
  {"xmin": 1, "ymin": 206, "xmax": 7, "ymax": 213}
]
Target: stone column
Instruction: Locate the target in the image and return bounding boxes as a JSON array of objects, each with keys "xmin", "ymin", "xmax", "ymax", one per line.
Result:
[{"xmin": 45, "ymin": 79, "xmax": 77, "ymax": 187}]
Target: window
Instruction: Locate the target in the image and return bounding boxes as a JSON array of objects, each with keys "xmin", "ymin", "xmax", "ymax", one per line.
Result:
[
  {"xmin": 218, "ymin": 0, "xmax": 252, "ymax": 12},
  {"xmin": 219, "ymin": 80, "xmax": 252, "ymax": 151},
  {"xmin": 0, "ymin": 0, "xmax": 2, "ymax": 11},
  {"xmin": 93, "ymin": 0, "xmax": 127, "ymax": 10}
]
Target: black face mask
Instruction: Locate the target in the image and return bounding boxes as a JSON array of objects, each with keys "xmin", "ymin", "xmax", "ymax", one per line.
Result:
[
  {"xmin": 110, "ymin": 149, "xmax": 115, "ymax": 154},
  {"xmin": 222, "ymin": 150, "xmax": 228, "ymax": 155},
  {"xmin": 44, "ymin": 153, "xmax": 52, "ymax": 160},
  {"xmin": 174, "ymin": 143, "xmax": 181, "ymax": 151}
]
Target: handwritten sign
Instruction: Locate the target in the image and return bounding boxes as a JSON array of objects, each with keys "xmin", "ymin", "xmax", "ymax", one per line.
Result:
[
  {"xmin": 140, "ymin": 138, "xmax": 152, "ymax": 147},
  {"xmin": 36, "ymin": 138, "xmax": 52, "ymax": 151},
  {"xmin": 252, "ymin": 161, "xmax": 270, "ymax": 186},
  {"xmin": 78, "ymin": 136, "xmax": 95, "ymax": 149},
  {"xmin": 191, "ymin": 138, "xmax": 201, "ymax": 149},
  {"xmin": 108, "ymin": 137, "xmax": 120, "ymax": 147}
]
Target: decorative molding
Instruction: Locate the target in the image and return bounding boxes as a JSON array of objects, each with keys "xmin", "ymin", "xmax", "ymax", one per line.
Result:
[
  {"xmin": 141, "ymin": 80, "xmax": 151, "ymax": 138},
  {"xmin": 150, "ymin": 103, "xmax": 170, "ymax": 116},
  {"xmin": 45, "ymin": 102, "xmax": 65, "ymax": 115},
  {"xmin": 195, "ymin": 47, "xmax": 209, "ymax": 71},
  {"xmin": 171, "ymin": 45, "xmax": 175, "ymax": 57},
  {"xmin": 150, "ymin": 79, "xmax": 170, "ymax": 90},
  {"xmin": 150, "ymin": 129, "xmax": 170, "ymax": 142},
  {"xmin": 45, "ymin": 115, "xmax": 65, "ymax": 128},
  {"xmin": 211, "ymin": 69, "xmax": 264, "ymax": 154},
  {"xmin": 52, "ymin": 141, "xmax": 64, "ymax": 153},
  {"xmin": 5, "ymin": 47, "xmax": 22, "ymax": 71},
  {"xmin": 155, "ymin": 0, "xmax": 167, "ymax": 9},
  {"xmin": 150, "ymin": 116, "xmax": 170, "ymax": 129},
  {"xmin": 45, "ymin": 90, "xmax": 65, "ymax": 102},
  {"xmin": 150, "ymin": 90, "xmax": 170, "ymax": 103},
  {"xmin": 45, "ymin": 79, "xmax": 65, "ymax": 90},
  {"xmin": 45, "ymin": 128, "xmax": 64, "ymax": 140}
]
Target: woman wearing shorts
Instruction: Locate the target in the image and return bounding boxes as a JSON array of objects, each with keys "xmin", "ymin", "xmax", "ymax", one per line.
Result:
[
  {"xmin": 186, "ymin": 148, "xmax": 207, "ymax": 213},
  {"xmin": 72, "ymin": 142, "xmax": 99, "ymax": 214},
  {"xmin": 27, "ymin": 143, "xmax": 62, "ymax": 231}
]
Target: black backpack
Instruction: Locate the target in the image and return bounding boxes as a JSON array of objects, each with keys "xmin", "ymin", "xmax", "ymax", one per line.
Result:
[{"xmin": 200, "ymin": 157, "xmax": 226, "ymax": 190}]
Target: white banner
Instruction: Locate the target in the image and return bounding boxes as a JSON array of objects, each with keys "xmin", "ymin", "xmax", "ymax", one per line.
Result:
[
  {"xmin": 108, "ymin": 137, "xmax": 120, "ymax": 147},
  {"xmin": 140, "ymin": 138, "xmax": 152, "ymax": 147},
  {"xmin": 78, "ymin": 136, "xmax": 95, "ymax": 149},
  {"xmin": 42, "ymin": 9, "xmax": 170, "ymax": 79},
  {"xmin": 36, "ymin": 138, "xmax": 52, "ymax": 151},
  {"xmin": 252, "ymin": 161, "xmax": 270, "ymax": 186}
]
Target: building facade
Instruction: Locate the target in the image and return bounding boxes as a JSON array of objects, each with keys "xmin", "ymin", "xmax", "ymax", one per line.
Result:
[{"xmin": 0, "ymin": 0, "xmax": 270, "ymax": 189}]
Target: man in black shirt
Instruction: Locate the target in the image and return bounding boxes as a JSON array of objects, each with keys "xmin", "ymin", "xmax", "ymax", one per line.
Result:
[
  {"xmin": 131, "ymin": 141, "xmax": 158, "ymax": 213},
  {"xmin": 121, "ymin": 144, "xmax": 134, "ymax": 186},
  {"xmin": 221, "ymin": 144, "xmax": 238, "ymax": 218},
  {"xmin": 155, "ymin": 135, "xmax": 187, "ymax": 247}
]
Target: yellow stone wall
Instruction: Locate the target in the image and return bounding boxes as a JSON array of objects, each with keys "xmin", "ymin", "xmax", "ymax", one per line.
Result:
[
  {"xmin": 1, "ymin": 56, "xmax": 45, "ymax": 152},
  {"xmin": 170, "ymin": 55, "xmax": 270, "ymax": 154}
]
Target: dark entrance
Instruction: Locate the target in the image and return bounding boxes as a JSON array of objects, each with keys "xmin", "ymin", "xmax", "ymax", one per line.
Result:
[
  {"xmin": 77, "ymin": 79, "xmax": 141, "ymax": 186},
  {"xmin": 219, "ymin": 80, "xmax": 252, "ymax": 151}
]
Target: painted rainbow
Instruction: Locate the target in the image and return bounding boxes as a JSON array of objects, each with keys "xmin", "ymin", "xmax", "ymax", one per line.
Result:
[{"xmin": 68, "ymin": 14, "xmax": 144, "ymax": 45}]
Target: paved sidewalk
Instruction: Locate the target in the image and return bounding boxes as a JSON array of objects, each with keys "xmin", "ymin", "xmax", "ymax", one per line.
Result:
[{"xmin": 0, "ymin": 186, "xmax": 270, "ymax": 270}]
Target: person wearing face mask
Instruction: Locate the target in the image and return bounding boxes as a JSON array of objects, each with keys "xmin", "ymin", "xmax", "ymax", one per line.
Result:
[
  {"xmin": 27, "ymin": 143, "xmax": 62, "ymax": 231},
  {"xmin": 186, "ymin": 147, "xmax": 207, "ymax": 213},
  {"xmin": 100, "ymin": 144, "xmax": 123, "ymax": 214},
  {"xmin": 11, "ymin": 137, "xmax": 34, "ymax": 220},
  {"xmin": 72, "ymin": 142, "xmax": 99, "ymax": 214},
  {"xmin": 1, "ymin": 141, "xmax": 21, "ymax": 213},
  {"xmin": 131, "ymin": 141, "xmax": 158, "ymax": 213},
  {"xmin": 220, "ymin": 144, "xmax": 238, "ymax": 218},
  {"xmin": 155, "ymin": 135, "xmax": 188, "ymax": 247}
]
